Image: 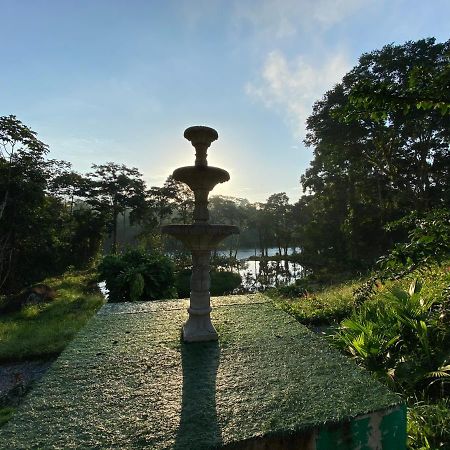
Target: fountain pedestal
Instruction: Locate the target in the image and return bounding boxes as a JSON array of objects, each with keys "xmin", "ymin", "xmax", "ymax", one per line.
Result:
[
  {"xmin": 184, "ymin": 249, "xmax": 216, "ymax": 341},
  {"xmin": 162, "ymin": 126, "xmax": 239, "ymax": 342}
]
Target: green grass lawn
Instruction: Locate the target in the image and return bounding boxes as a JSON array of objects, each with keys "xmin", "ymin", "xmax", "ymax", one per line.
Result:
[
  {"xmin": 0, "ymin": 295, "xmax": 403, "ymax": 449},
  {"xmin": 0, "ymin": 271, "xmax": 105, "ymax": 362}
]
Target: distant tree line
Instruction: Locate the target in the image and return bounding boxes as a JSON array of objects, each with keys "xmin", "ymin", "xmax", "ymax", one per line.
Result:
[{"xmin": 0, "ymin": 116, "xmax": 149, "ymax": 293}]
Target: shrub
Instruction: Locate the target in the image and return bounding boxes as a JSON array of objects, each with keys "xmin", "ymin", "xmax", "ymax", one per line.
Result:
[
  {"xmin": 175, "ymin": 270, "xmax": 242, "ymax": 298},
  {"xmin": 210, "ymin": 271, "xmax": 242, "ymax": 296},
  {"xmin": 351, "ymin": 209, "xmax": 450, "ymax": 307},
  {"xmin": 379, "ymin": 208, "xmax": 450, "ymax": 277},
  {"xmin": 97, "ymin": 249, "xmax": 176, "ymax": 302},
  {"xmin": 408, "ymin": 399, "xmax": 450, "ymax": 450},
  {"xmin": 333, "ymin": 269, "xmax": 450, "ymax": 392},
  {"xmin": 271, "ymin": 280, "xmax": 358, "ymax": 325}
]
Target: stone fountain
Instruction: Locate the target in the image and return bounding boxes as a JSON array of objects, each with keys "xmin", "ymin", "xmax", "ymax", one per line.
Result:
[{"xmin": 162, "ymin": 126, "xmax": 239, "ymax": 342}]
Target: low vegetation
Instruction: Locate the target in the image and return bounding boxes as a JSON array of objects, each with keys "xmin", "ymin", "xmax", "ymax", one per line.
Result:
[
  {"xmin": 270, "ymin": 278, "xmax": 359, "ymax": 325},
  {"xmin": 0, "ymin": 271, "xmax": 104, "ymax": 362},
  {"xmin": 0, "ymin": 270, "xmax": 104, "ymax": 429},
  {"xmin": 274, "ymin": 263, "xmax": 449, "ymax": 449},
  {"xmin": 272, "ymin": 210, "xmax": 450, "ymax": 449},
  {"xmin": 332, "ymin": 264, "xmax": 450, "ymax": 449},
  {"xmin": 0, "ymin": 407, "xmax": 15, "ymax": 427},
  {"xmin": 97, "ymin": 248, "xmax": 176, "ymax": 302}
]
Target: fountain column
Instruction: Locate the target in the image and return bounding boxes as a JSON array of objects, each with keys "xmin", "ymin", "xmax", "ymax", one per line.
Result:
[{"xmin": 183, "ymin": 249, "xmax": 216, "ymax": 341}]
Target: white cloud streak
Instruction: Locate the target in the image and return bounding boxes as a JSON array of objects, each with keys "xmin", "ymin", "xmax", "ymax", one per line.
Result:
[{"xmin": 246, "ymin": 50, "xmax": 351, "ymax": 138}]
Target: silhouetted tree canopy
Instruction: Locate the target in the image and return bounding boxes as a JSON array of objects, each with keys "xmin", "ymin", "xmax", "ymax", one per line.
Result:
[{"xmin": 295, "ymin": 38, "xmax": 450, "ymax": 271}]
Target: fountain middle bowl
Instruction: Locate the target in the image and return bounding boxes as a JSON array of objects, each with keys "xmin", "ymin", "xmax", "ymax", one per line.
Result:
[
  {"xmin": 162, "ymin": 223, "xmax": 239, "ymax": 251},
  {"xmin": 173, "ymin": 166, "xmax": 230, "ymax": 192}
]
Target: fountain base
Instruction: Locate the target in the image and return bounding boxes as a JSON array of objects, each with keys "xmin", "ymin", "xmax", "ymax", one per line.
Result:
[
  {"xmin": 162, "ymin": 224, "xmax": 239, "ymax": 342},
  {"xmin": 182, "ymin": 312, "xmax": 218, "ymax": 342}
]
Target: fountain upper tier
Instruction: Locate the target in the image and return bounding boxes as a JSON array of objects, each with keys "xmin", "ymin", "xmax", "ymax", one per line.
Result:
[
  {"xmin": 171, "ymin": 125, "xmax": 234, "ymax": 223},
  {"xmin": 184, "ymin": 126, "xmax": 218, "ymax": 167}
]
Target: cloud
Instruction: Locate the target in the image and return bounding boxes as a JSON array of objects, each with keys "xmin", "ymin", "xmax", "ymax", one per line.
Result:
[
  {"xmin": 234, "ymin": 0, "xmax": 372, "ymax": 38},
  {"xmin": 246, "ymin": 50, "xmax": 350, "ymax": 138}
]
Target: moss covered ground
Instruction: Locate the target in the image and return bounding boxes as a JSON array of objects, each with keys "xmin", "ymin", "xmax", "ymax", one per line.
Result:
[{"xmin": 0, "ymin": 294, "xmax": 401, "ymax": 449}]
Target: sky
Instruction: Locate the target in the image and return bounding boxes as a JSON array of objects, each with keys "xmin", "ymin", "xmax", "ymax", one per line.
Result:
[{"xmin": 2, "ymin": 0, "xmax": 449, "ymax": 203}]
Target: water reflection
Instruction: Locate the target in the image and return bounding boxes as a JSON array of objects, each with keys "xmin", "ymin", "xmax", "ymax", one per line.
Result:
[{"xmin": 216, "ymin": 248, "xmax": 306, "ymax": 291}]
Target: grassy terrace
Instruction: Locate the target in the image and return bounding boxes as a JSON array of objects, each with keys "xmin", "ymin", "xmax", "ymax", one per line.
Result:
[{"xmin": 0, "ymin": 294, "xmax": 403, "ymax": 449}]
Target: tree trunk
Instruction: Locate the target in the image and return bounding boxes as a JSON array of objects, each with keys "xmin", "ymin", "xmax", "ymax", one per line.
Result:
[{"xmin": 112, "ymin": 203, "xmax": 119, "ymax": 254}]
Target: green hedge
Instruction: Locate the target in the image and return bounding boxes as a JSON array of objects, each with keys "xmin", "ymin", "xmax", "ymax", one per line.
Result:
[
  {"xmin": 175, "ymin": 270, "xmax": 241, "ymax": 298},
  {"xmin": 98, "ymin": 249, "xmax": 176, "ymax": 302}
]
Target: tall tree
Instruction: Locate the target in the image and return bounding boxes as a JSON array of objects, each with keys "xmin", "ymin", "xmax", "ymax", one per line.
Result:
[
  {"xmin": 341, "ymin": 38, "xmax": 450, "ymax": 119},
  {"xmin": 0, "ymin": 116, "xmax": 50, "ymax": 290},
  {"xmin": 88, "ymin": 163, "xmax": 147, "ymax": 254},
  {"xmin": 264, "ymin": 193, "xmax": 294, "ymax": 258},
  {"xmin": 300, "ymin": 38, "xmax": 450, "ymax": 272},
  {"xmin": 0, "ymin": 116, "xmax": 103, "ymax": 290},
  {"xmin": 49, "ymin": 168, "xmax": 92, "ymax": 215}
]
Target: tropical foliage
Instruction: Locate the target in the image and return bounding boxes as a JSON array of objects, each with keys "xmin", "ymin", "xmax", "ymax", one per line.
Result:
[{"xmin": 97, "ymin": 249, "xmax": 176, "ymax": 302}]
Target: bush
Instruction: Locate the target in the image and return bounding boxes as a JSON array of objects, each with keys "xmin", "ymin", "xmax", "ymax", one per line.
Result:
[
  {"xmin": 333, "ymin": 266, "xmax": 450, "ymax": 392},
  {"xmin": 97, "ymin": 249, "xmax": 176, "ymax": 302},
  {"xmin": 379, "ymin": 208, "xmax": 450, "ymax": 277},
  {"xmin": 352, "ymin": 208, "xmax": 450, "ymax": 306},
  {"xmin": 271, "ymin": 280, "xmax": 359, "ymax": 325},
  {"xmin": 274, "ymin": 282, "xmax": 309, "ymax": 299},
  {"xmin": 408, "ymin": 399, "xmax": 450, "ymax": 449},
  {"xmin": 332, "ymin": 264, "xmax": 450, "ymax": 448},
  {"xmin": 210, "ymin": 271, "xmax": 242, "ymax": 296},
  {"xmin": 175, "ymin": 270, "xmax": 242, "ymax": 298}
]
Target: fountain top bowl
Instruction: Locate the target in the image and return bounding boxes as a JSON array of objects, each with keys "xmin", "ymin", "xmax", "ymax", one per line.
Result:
[{"xmin": 184, "ymin": 126, "xmax": 218, "ymax": 146}]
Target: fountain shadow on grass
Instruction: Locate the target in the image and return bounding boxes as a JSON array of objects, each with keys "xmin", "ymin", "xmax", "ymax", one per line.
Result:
[{"xmin": 174, "ymin": 340, "xmax": 222, "ymax": 450}]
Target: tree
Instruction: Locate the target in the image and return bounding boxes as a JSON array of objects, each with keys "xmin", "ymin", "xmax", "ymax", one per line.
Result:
[
  {"xmin": 146, "ymin": 175, "xmax": 195, "ymax": 226},
  {"xmin": 341, "ymin": 38, "xmax": 450, "ymax": 119},
  {"xmin": 264, "ymin": 193, "xmax": 294, "ymax": 259},
  {"xmin": 48, "ymin": 166, "xmax": 109, "ymax": 267},
  {"xmin": 0, "ymin": 116, "xmax": 110, "ymax": 291},
  {"xmin": 299, "ymin": 38, "xmax": 450, "ymax": 272},
  {"xmin": 167, "ymin": 176, "xmax": 195, "ymax": 224},
  {"xmin": 49, "ymin": 168, "xmax": 92, "ymax": 215},
  {"xmin": 87, "ymin": 163, "xmax": 147, "ymax": 254},
  {"xmin": 0, "ymin": 116, "xmax": 51, "ymax": 290},
  {"xmin": 0, "ymin": 115, "xmax": 48, "ymax": 220},
  {"xmin": 209, "ymin": 195, "xmax": 248, "ymax": 260}
]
